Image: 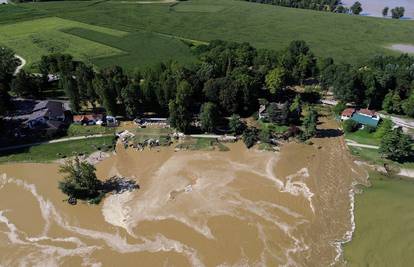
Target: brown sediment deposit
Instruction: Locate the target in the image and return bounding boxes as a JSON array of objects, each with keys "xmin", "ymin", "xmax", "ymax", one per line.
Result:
[{"xmin": 0, "ymin": 117, "xmax": 368, "ymax": 266}]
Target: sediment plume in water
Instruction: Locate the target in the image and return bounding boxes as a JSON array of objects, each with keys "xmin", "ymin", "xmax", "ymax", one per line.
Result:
[{"xmin": 0, "ymin": 118, "xmax": 368, "ymax": 266}]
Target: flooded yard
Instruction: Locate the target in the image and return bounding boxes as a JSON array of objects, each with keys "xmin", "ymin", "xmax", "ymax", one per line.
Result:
[{"xmin": 0, "ymin": 118, "xmax": 368, "ymax": 266}]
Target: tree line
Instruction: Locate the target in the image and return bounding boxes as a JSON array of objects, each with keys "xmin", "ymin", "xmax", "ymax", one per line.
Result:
[
  {"xmin": 245, "ymin": 0, "xmax": 364, "ymax": 15},
  {"xmin": 320, "ymin": 54, "xmax": 414, "ymax": 118},
  {"xmin": 382, "ymin": 6, "xmax": 405, "ymax": 19}
]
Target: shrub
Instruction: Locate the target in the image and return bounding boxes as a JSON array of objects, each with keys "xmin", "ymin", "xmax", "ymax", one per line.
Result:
[
  {"xmin": 343, "ymin": 119, "xmax": 358, "ymax": 133},
  {"xmin": 242, "ymin": 127, "xmax": 259, "ymax": 148},
  {"xmin": 333, "ymin": 102, "xmax": 347, "ymax": 115}
]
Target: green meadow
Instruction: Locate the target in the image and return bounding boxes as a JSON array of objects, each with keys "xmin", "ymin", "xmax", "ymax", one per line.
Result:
[
  {"xmin": 344, "ymin": 172, "xmax": 414, "ymax": 266},
  {"xmin": 1, "ymin": 0, "xmax": 414, "ymax": 70},
  {"xmin": 0, "ymin": 136, "xmax": 115, "ymax": 163}
]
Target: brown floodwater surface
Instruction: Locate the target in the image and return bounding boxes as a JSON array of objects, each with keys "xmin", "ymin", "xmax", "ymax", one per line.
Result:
[{"xmin": 0, "ymin": 118, "xmax": 367, "ymax": 266}]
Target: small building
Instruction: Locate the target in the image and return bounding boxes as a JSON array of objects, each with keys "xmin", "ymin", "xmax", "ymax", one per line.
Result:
[
  {"xmin": 341, "ymin": 108, "xmax": 356, "ymax": 121},
  {"xmin": 341, "ymin": 108, "xmax": 380, "ymax": 128}
]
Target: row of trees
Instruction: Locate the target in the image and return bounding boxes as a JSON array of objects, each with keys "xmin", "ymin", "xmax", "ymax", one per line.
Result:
[
  {"xmin": 320, "ymin": 54, "xmax": 414, "ymax": 118},
  {"xmin": 33, "ymin": 40, "xmax": 318, "ymax": 134},
  {"xmin": 383, "ymin": 6, "xmax": 405, "ymax": 19},
  {"xmin": 246, "ymin": 0, "xmax": 364, "ymax": 14}
]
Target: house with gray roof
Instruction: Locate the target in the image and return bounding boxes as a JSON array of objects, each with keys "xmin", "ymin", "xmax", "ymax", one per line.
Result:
[{"xmin": 25, "ymin": 101, "xmax": 66, "ymax": 129}]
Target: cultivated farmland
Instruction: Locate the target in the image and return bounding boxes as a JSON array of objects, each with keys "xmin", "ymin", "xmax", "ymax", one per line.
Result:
[{"xmin": 2, "ymin": 0, "xmax": 414, "ymax": 70}]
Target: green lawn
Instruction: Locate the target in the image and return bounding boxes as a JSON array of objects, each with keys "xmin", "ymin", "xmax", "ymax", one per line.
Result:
[
  {"xmin": 131, "ymin": 127, "xmax": 172, "ymax": 145},
  {"xmin": 19, "ymin": 0, "xmax": 414, "ymax": 66},
  {"xmin": 0, "ymin": 136, "xmax": 115, "ymax": 163},
  {"xmin": 345, "ymin": 129, "xmax": 381, "ymax": 146},
  {"xmin": 344, "ymin": 172, "xmax": 414, "ymax": 266},
  {"xmin": 350, "ymin": 146, "xmax": 414, "ymax": 170},
  {"xmin": 258, "ymin": 120, "xmax": 289, "ymax": 134},
  {"xmin": 66, "ymin": 124, "xmax": 116, "ymax": 137},
  {"xmin": 176, "ymin": 137, "xmax": 229, "ymax": 151}
]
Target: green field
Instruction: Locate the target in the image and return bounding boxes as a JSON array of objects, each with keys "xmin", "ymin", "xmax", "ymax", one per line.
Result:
[
  {"xmin": 0, "ymin": 136, "xmax": 115, "ymax": 163},
  {"xmin": 0, "ymin": 16, "xmax": 127, "ymax": 70},
  {"xmin": 2, "ymin": 0, "xmax": 414, "ymax": 69},
  {"xmin": 345, "ymin": 129, "xmax": 381, "ymax": 146},
  {"xmin": 66, "ymin": 124, "xmax": 117, "ymax": 137},
  {"xmin": 344, "ymin": 172, "xmax": 414, "ymax": 266}
]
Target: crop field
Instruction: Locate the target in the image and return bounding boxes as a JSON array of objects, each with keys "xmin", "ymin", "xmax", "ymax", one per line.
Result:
[
  {"xmin": 1, "ymin": 0, "xmax": 414, "ymax": 70},
  {"xmin": 0, "ymin": 16, "xmax": 128, "ymax": 70}
]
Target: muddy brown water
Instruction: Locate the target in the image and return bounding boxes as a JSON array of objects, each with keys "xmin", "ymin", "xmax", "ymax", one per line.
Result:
[{"xmin": 0, "ymin": 118, "xmax": 368, "ymax": 266}]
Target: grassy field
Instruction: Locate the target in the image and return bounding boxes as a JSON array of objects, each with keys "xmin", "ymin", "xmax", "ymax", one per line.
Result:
[
  {"xmin": 2, "ymin": 0, "xmax": 414, "ymax": 69},
  {"xmin": 66, "ymin": 124, "xmax": 117, "ymax": 137},
  {"xmin": 350, "ymin": 146, "xmax": 414, "ymax": 170},
  {"xmin": 0, "ymin": 136, "xmax": 115, "ymax": 163},
  {"xmin": 176, "ymin": 137, "xmax": 229, "ymax": 151},
  {"xmin": 62, "ymin": 27, "xmax": 196, "ymax": 71},
  {"xmin": 345, "ymin": 129, "xmax": 381, "ymax": 146},
  {"xmin": 17, "ymin": 0, "xmax": 414, "ymax": 66},
  {"xmin": 344, "ymin": 172, "xmax": 414, "ymax": 266},
  {"xmin": 0, "ymin": 16, "xmax": 127, "ymax": 70}
]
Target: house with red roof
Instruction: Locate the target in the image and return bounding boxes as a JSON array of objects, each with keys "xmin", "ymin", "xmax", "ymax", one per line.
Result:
[{"xmin": 341, "ymin": 108, "xmax": 380, "ymax": 128}]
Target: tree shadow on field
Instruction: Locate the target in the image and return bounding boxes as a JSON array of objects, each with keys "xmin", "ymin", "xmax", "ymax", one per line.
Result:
[{"xmin": 315, "ymin": 128, "xmax": 343, "ymax": 138}]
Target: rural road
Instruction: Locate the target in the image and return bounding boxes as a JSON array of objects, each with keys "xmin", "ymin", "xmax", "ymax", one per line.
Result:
[
  {"xmin": 0, "ymin": 134, "xmax": 112, "ymax": 152},
  {"xmin": 379, "ymin": 113, "xmax": 414, "ymax": 130},
  {"xmin": 13, "ymin": 55, "xmax": 26, "ymax": 75}
]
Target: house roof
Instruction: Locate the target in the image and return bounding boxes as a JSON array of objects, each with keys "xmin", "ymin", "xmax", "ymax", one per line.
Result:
[
  {"xmin": 33, "ymin": 101, "xmax": 65, "ymax": 118},
  {"xmin": 358, "ymin": 108, "xmax": 377, "ymax": 117},
  {"xmin": 341, "ymin": 108, "xmax": 355, "ymax": 117},
  {"xmin": 351, "ymin": 113, "xmax": 380, "ymax": 127},
  {"xmin": 26, "ymin": 109, "xmax": 48, "ymax": 122}
]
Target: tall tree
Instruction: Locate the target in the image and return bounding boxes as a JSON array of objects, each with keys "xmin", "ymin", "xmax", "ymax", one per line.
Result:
[
  {"xmin": 379, "ymin": 127, "xmax": 413, "ymax": 161},
  {"xmin": 61, "ymin": 75, "xmax": 80, "ymax": 113},
  {"xmin": 402, "ymin": 90, "xmax": 414, "ymax": 117},
  {"xmin": 199, "ymin": 102, "xmax": 218, "ymax": 133},
  {"xmin": 75, "ymin": 63, "xmax": 97, "ymax": 108},
  {"xmin": 10, "ymin": 70, "xmax": 40, "ymax": 97},
  {"xmin": 169, "ymin": 80, "xmax": 194, "ymax": 133},
  {"xmin": 265, "ymin": 66, "xmax": 286, "ymax": 95},
  {"xmin": 301, "ymin": 107, "xmax": 318, "ymax": 139},
  {"xmin": 228, "ymin": 114, "xmax": 245, "ymax": 135},
  {"xmin": 350, "ymin": 1, "xmax": 363, "ymax": 15},
  {"xmin": 382, "ymin": 6, "xmax": 389, "ymax": 17},
  {"xmin": 121, "ymin": 78, "xmax": 141, "ymax": 118},
  {"xmin": 58, "ymin": 157, "xmax": 101, "ymax": 200},
  {"xmin": 391, "ymin": 7, "xmax": 405, "ymax": 19},
  {"xmin": 0, "ymin": 47, "xmax": 19, "ymax": 90}
]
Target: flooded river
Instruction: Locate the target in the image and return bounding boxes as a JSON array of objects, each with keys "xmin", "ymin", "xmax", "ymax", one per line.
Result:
[{"xmin": 0, "ymin": 119, "xmax": 368, "ymax": 266}]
